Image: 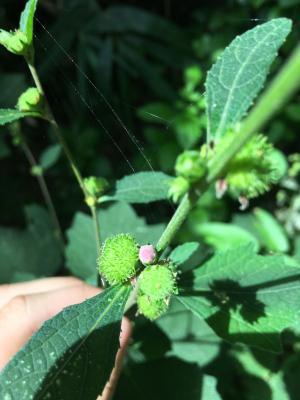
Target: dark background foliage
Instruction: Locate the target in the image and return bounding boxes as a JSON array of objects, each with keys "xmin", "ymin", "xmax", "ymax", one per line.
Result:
[{"xmin": 1, "ymin": 1, "xmax": 300, "ymax": 399}]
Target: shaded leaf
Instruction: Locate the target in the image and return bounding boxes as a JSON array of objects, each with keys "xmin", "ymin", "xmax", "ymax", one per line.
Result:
[
  {"xmin": 253, "ymin": 207, "xmax": 290, "ymax": 253},
  {"xmin": 179, "ymin": 245, "xmax": 300, "ymax": 351},
  {"xmin": 156, "ymin": 298, "xmax": 220, "ymax": 367},
  {"xmin": 206, "ymin": 18, "xmax": 292, "ymax": 142},
  {"xmin": 196, "ymin": 222, "xmax": 259, "ymax": 251},
  {"xmin": 0, "ymin": 285, "xmax": 130, "ymax": 400},
  {"xmin": 100, "ymin": 172, "xmax": 173, "ymax": 204},
  {"xmin": 0, "ymin": 205, "xmax": 62, "ymax": 283},
  {"xmin": 39, "ymin": 144, "xmax": 62, "ymax": 170}
]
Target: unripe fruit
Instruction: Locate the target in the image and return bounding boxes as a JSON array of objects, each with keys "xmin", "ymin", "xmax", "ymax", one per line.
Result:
[
  {"xmin": 175, "ymin": 150, "xmax": 206, "ymax": 182},
  {"xmin": 137, "ymin": 294, "xmax": 168, "ymax": 321},
  {"xmin": 17, "ymin": 88, "xmax": 45, "ymax": 113},
  {"xmin": 168, "ymin": 176, "xmax": 190, "ymax": 203},
  {"xmin": 0, "ymin": 29, "xmax": 30, "ymax": 56},
  {"xmin": 84, "ymin": 176, "xmax": 109, "ymax": 197},
  {"xmin": 98, "ymin": 234, "xmax": 139, "ymax": 285},
  {"xmin": 138, "ymin": 264, "xmax": 177, "ymax": 301},
  {"xmin": 225, "ymin": 134, "xmax": 278, "ymax": 199}
]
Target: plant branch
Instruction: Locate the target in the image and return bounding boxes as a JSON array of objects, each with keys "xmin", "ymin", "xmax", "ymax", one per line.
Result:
[
  {"xmin": 156, "ymin": 193, "xmax": 195, "ymax": 252},
  {"xmin": 27, "ymin": 61, "xmax": 105, "ymax": 285},
  {"xmin": 156, "ymin": 43, "xmax": 300, "ymax": 254},
  {"xmin": 27, "ymin": 62, "xmax": 87, "ymax": 195},
  {"xmin": 21, "ymin": 138, "xmax": 65, "ymax": 251}
]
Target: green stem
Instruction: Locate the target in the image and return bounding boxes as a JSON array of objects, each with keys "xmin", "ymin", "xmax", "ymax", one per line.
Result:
[
  {"xmin": 27, "ymin": 62, "xmax": 106, "ymax": 284},
  {"xmin": 27, "ymin": 62, "xmax": 87, "ymax": 195},
  {"xmin": 156, "ymin": 193, "xmax": 194, "ymax": 252},
  {"xmin": 208, "ymin": 44, "xmax": 300, "ymax": 182},
  {"xmin": 21, "ymin": 139, "xmax": 65, "ymax": 251},
  {"xmin": 156, "ymin": 43, "xmax": 300, "ymax": 254},
  {"xmin": 90, "ymin": 205, "xmax": 101, "ymax": 250}
]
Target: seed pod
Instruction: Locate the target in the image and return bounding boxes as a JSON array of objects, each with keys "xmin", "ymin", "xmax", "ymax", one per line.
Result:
[
  {"xmin": 0, "ymin": 29, "xmax": 30, "ymax": 56},
  {"xmin": 84, "ymin": 176, "xmax": 109, "ymax": 197},
  {"xmin": 138, "ymin": 264, "xmax": 177, "ymax": 301},
  {"xmin": 98, "ymin": 234, "xmax": 139, "ymax": 285},
  {"xmin": 17, "ymin": 88, "xmax": 45, "ymax": 113},
  {"xmin": 168, "ymin": 176, "xmax": 190, "ymax": 203},
  {"xmin": 137, "ymin": 294, "xmax": 168, "ymax": 321},
  {"xmin": 209, "ymin": 132, "xmax": 282, "ymax": 200},
  {"xmin": 175, "ymin": 150, "xmax": 206, "ymax": 182}
]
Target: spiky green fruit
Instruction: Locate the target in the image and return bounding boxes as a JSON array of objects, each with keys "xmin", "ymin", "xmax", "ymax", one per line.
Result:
[
  {"xmin": 17, "ymin": 88, "xmax": 45, "ymax": 113},
  {"xmin": 138, "ymin": 264, "xmax": 177, "ymax": 301},
  {"xmin": 175, "ymin": 150, "xmax": 206, "ymax": 183},
  {"xmin": 168, "ymin": 176, "xmax": 190, "ymax": 203},
  {"xmin": 137, "ymin": 294, "xmax": 168, "ymax": 321},
  {"xmin": 225, "ymin": 134, "xmax": 279, "ymax": 199},
  {"xmin": 98, "ymin": 234, "xmax": 139, "ymax": 285},
  {"xmin": 201, "ymin": 132, "xmax": 281, "ymax": 200}
]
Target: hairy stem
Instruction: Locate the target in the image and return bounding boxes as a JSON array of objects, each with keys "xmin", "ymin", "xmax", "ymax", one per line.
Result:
[
  {"xmin": 156, "ymin": 194, "xmax": 194, "ymax": 252},
  {"xmin": 156, "ymin": 43, "xmax": 300, "ymax": 254},
  {"xmin": 21, "ymin": 139, "xmax": 65, "ymax": 250}
]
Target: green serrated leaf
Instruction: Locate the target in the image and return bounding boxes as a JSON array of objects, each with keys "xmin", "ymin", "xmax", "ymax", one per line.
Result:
[
  {"xmin": 100, "ymin": 172, "xmax": 173, "ymax": 204},
  {"xmin": 179, "ymin": 245, "xmax": 300, "ymax": 352},
  {"xmin": 0, "ymin": 284, "xmax": 130, "ymax": 400},
  {"xmin": 0, "ymin": 109, "xmax": 40, "ymax": 126},
  {"xmin": 66, "ymin": 202, "xmax": 165, "ymax": 280},
  {"xmin": 19, "ymin": 0, "xmax": 38, "ymax": 44},
  {"xmin": 196, "ymin": 222, "xmax": 259, "ymax": 251},
  {"xmin": 39, "ymin": 144, "xmax": 61, "ymax": 170},
  {"xmin": 206, "ymin": 18, "xmax": 292, "ymax": 142},
  {"xmin": 0, "ymin": 204, "xmax": 62, "ymax": 283},
  {"xmin": 253, "ymin": 207, "xmax": 290, "ymax": 253}
]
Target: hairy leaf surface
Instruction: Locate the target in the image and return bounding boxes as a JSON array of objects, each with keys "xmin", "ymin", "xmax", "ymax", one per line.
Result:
[
  {"xmin": 19, "ymin": 0, "xmax": 38, "ymax": 43},
  {"xmin": 205, "ymin": 18, "xmax": 292, "ymax": 142},
  {"xmin": 100, "ymin": 172, "xmax": 173, "ymax": 204},
  {"xmin": 0, "ymin": 285, "xmax": 130, "ymax": 400}
]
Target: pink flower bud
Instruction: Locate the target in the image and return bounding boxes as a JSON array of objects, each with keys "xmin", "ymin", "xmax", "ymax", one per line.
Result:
[
  {"xmin": 215, "ymin": 179, "xmax": 228, "ymax": 199},
  {"xmin": 238, "ymin": 196, "xmax": 249, "ymax": 211},
  {"xmin": 139, "ymin": 245, "xmax": 156, "ymax": 265}
]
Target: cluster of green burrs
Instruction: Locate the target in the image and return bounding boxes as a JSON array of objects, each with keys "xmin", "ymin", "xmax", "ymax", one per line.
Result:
[
  {"xmin": 98, "ymin": 234, "xmax": 178, "ymax": 320},
  {"xmin": 169, "ymin": 131, "xmax": 284, "ymax": 207}
]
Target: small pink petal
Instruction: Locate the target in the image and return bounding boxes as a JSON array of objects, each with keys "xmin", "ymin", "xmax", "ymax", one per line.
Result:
[
  {"xmin": 239, "ymin": 196, "xmax": 249, "ymax": 211},
  {"xmin": 215, "ymin": 179, "xmax": 228, "ymax": 199},
  {"xmin": 139, "ymin": 245, "xmax": 156, "ymax": 264}
]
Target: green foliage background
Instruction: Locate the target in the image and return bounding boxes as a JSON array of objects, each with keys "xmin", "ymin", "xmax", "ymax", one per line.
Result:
[{"xmin": 1, "ymin": 0, "xmax": 300, "ymax": 399}]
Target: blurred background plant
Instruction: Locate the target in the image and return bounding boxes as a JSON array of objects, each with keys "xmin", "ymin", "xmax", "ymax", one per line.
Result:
[{"xmin": 1, "ymin": 0, "xmax": 300, "ymax": 398}]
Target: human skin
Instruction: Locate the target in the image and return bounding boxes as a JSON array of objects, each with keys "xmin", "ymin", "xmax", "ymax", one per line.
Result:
[{"xmin": 0, "ymin": 277, "xmax": 131, "ymax": 400}]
